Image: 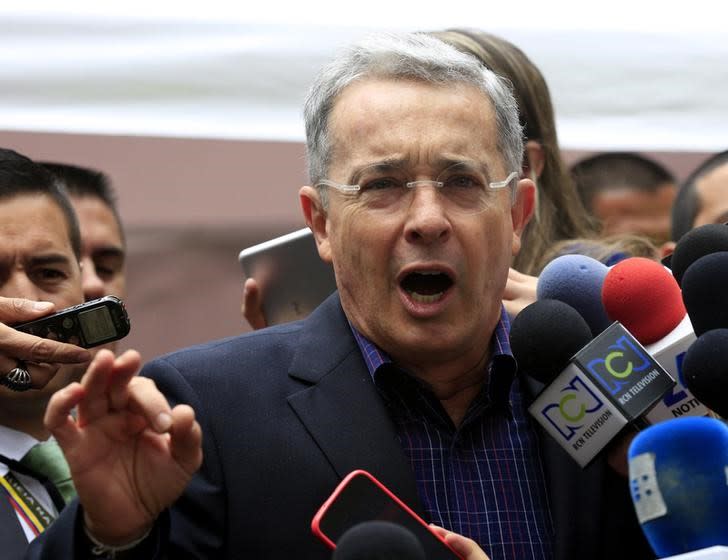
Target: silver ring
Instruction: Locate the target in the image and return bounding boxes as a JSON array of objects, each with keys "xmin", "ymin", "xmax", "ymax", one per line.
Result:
[{"xmin": 1, "ymin": 362, "xmax": 32, "ymax": 392}]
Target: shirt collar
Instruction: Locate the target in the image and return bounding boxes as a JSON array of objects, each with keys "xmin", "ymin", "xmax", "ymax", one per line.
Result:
[
  {"xmin": 0, "ymin": 425, "xmax": 42, "ymax": 477},
  {"xmin": 350, "ymin": 305, "xmax": 517, "ymax": 404}
]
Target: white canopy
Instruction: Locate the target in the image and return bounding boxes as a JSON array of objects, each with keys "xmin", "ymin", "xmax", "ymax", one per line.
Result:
[{"xmin": 1, "ymin": 1, "xmax": 726, "ymax": 152}]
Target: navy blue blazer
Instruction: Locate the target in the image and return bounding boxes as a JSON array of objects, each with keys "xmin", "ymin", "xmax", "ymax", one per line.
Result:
[{"xmin": 28, "ymin": 293, "xmax": 652, "ymax": 559}]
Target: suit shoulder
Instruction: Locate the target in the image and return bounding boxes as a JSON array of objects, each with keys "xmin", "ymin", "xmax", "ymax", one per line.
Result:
[{"xmin": 145, "ymin": 321, "xmax": 305, "ymax": 379}]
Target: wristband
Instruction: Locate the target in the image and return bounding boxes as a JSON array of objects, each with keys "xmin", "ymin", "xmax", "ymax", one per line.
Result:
[{"xmin": 83, "ymin": 522, "xmax": 152, "ymax": 559}]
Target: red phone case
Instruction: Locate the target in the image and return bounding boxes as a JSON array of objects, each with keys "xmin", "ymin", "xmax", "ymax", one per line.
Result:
[{"xmin": 311, "ymin": 469, "xmax": 463, "ymax": 559}]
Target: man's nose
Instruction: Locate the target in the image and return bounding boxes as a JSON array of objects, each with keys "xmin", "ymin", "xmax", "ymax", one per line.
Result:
[
  {"xmin": 403, "ymin": 183, "xmax": 452, "ymax": 245},
  {"xmin": 81, "ymin": 258, "xmax": 105, "ymax": 301}
]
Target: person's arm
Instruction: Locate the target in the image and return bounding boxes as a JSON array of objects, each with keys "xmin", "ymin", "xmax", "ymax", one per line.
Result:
[
  {"xmin": 42, "ymin": 349, "xmax": 203, "ymax": 553},
  {"xmin": 0, "ymin": 296, "xmax": 90, "ymax": 388}
]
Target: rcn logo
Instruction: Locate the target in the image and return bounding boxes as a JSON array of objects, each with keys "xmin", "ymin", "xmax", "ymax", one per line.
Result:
[
  {"xmin": 585, "ymin": 335, "xmax": 651, "ymax": 396},
  {"xmin": 541, "ymin": 376, "xmax": 604, "ymax": 441}
]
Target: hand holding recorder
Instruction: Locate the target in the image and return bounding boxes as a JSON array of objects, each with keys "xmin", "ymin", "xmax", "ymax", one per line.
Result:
[{"xmin": 0, "ymin": 296, "xmax": 92, "ymax": 391}]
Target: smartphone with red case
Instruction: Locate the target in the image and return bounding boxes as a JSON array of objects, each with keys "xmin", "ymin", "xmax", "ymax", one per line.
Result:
[{"xmin": 311, "ymin": 470, "xmax": 464, "ymax": 559}]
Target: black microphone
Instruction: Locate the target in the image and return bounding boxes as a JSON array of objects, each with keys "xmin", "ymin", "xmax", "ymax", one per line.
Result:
[
  {"xmin": 681, "ymin": 251, "xmax": 728, "ymax": 336},
  {"xmin": 332, "ymin": 521, "xmax": 425, "ymax": 560},
  {"xmin": 511, "ymin": 299, "xmax": 675, "ymax": 467},
  {"xmin": 682, "ymin": 328, "xmax": 728, "ymax": 418},
  {"xmin": 510, "ymin": 298, "xmax": 593, "ymax": 385},
  {"xmin": 671, "ymin": 223, "xmax": 728, "ymax": 286}
]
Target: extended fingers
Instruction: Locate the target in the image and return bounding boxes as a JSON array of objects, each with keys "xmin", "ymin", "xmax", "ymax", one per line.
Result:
[
  {"xmin": 169, "ymin": 405, "xmax": 203, "ymax": 474},
  {"xmin": 77, "ymin": 350, "xmax": 142, "ymax": 426},
  {"xmin": 126, "ymin": 376, "xmax": 175, "ymax": 434},
  {"xmin": 44, "ymin": 381, "xmax": 85, "ymax": 448}
]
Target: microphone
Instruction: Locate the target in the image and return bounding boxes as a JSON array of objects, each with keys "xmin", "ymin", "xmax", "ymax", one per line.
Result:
[
  {"xmin": 627, "ymin": 416, "xmax": 728, "ymax": 558},
  {"xmin": 511, "ymin": 299, "xmax": 675, "ymax": 467},
  {"xmin": 536, "ymin": 254, "xmax": 612, "ymax": 336},
  {"xmin": 332, "ymin": 521, "xmax": 425, "ymax": 560},
  {"xmin": 602, "ymin": 257, "xmax": 685, "ymax": 346},
  {"xmin": 670, "ymin": 223, "xmax": 728, "ymax": 286},
  {"xmin": 601, "ymin": 257, "xmax": 710, "ymax": 422},
  {"xmin": 510, "ymin": 298, "xmax": 593, "ymax": 385},
  {"xmin": 681, "ymin": 252, "xmax": 728, "ymax": 337},
  {"xmin": 682, "ymin": 328, "xmax": 728, "ymax": 418}
]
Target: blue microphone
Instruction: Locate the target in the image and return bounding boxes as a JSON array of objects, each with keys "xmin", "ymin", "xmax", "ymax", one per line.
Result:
[
  {"xmin": 628, "ymin": 416, "xmax": 728, "ymax": 557},
  {"xmin": 537, "ymin": 254, "xmax": 612, "ymax": 336}
]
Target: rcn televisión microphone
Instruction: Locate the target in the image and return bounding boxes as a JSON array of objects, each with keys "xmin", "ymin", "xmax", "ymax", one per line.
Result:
[
  {"xmin": 628, "ymin": 416, "xmax": 728, "ymax": 558},
  {"xmin": 332, "ymin": 521, "xmax": 426, "ymax": 560},
  {"xmin": 511, "ymin": 298, "xmax": 675, "ymax": 467},
  {"xmin": 536, "ymin": 254, "xmax": 612, "ymax": 336},
  {"xmin": 601, "ymin": 257, "xmax": 711, "ymax": 422}
]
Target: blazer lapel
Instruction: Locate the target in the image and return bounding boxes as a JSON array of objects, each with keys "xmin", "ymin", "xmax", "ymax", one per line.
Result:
[
  {"xmin": 0, "ymin": 489, "xmax": 30, "ymax": 559},
  {"xmin": 285, "ymin": 294, "xmax": 424, "ymax": 516}
]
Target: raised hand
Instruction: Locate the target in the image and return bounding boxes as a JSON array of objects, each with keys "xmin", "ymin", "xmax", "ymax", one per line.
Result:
[{"xmin": 44, "ymin": 349, "xmax": 203, "ymax": 545}]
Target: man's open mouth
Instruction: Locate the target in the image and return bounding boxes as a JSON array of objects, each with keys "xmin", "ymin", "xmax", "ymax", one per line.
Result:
[{"xmin": 400, "ymin": 271, "xmax": 454, "ymax": 303}]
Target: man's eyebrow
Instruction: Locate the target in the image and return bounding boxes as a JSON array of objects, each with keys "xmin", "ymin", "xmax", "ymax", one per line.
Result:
[
  {"xmin": 91, "ymin": 246, "xmax": 126, "ymax": 261},
  {"xmin": 349, "ymin": 157, "xmax": 491, "ymax": 182},
  {"xmin": 350, "ymin": 159, "xmax": 406, "ymax": 183},
  {"xmin": 28, "ymin": 253, "xmax": 73, "ymax": 267}
]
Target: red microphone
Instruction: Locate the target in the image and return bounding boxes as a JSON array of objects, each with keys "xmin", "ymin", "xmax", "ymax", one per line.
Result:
[{"xmin": 601, "ymin": 257, "xmax": 685, "ymax": 345}]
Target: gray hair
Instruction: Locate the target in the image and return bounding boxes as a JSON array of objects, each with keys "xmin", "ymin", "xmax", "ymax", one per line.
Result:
[{"xmin": 303, "ymin": 32, "xmax": 524, "ymax": 204}]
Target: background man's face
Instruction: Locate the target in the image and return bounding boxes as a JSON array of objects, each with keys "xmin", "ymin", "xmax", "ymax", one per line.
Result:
[
  {"xmin": 0, "ymin": 193, "xmax": 84, "ymax": 400},
  {"xmin": 591, "ymin": 184, "xmax": 676, "ymax": 245},
  {"xmin": 71, "ymin": 195, "xmax": 125, "ymax": 301},
  {"xmin": 692, "ymin": 163, "xmax": 728, "ymax": 229}
]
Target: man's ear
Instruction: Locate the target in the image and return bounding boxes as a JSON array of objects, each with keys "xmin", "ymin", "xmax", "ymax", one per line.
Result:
[
  {"xmin": 511, "ymin": 178, "xmax": 536, "ymax": 256},
  {"xmin": 300, "ymin": 185, "xmax": 332, "ymax": 263}
]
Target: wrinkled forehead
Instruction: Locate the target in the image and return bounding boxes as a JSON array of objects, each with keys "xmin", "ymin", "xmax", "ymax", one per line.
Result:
[{"xmin": 327, "ymin": 78, "xmax": 505, "ymax": 179}]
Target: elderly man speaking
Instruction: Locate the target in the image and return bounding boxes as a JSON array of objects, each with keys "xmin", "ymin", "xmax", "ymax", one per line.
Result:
[{"xmin": 28, "ymin": 33, "xmax": 649, "ymax": 560}]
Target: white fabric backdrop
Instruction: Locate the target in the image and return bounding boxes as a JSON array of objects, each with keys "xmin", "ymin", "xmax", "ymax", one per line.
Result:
[{"xmin": 1, "ymin": 1, "xmax": 726, "ymax": 151}]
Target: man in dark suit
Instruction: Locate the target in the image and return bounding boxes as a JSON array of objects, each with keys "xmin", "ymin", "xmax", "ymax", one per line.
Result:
[{"xmin": 30, "ymin": 32, "xmax": 650, "ymax": 559}]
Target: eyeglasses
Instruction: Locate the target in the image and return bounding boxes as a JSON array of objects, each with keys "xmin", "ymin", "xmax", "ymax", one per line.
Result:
[{"xmin": 316, "ymin": 162, "xmax": 519, "ymax": 216}]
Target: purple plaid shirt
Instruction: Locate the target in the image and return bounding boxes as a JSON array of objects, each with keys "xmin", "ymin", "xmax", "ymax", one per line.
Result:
[{"xmin": 351, "ymin": 306, "xmax": 554, "ymax": 560}]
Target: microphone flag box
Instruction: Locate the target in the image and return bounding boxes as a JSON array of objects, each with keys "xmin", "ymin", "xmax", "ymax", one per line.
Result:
[
  {"xmin": 644, "ymin": 315, "xmax": 711, "ymax": 423},
  {"xmin": 529, "ymin": 322, "xmax": 675, "ymax": 467}
]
